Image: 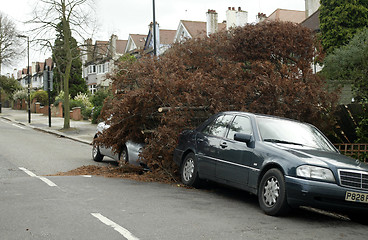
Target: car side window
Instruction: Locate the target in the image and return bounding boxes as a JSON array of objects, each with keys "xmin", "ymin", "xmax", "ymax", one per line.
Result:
[
  {"xmin": 202, "ymin": 115, "xmax": 233, "ymax": 137},
  {"xmin": 227, "ymin": 116, "xmax": 253, "ymax": 140}
]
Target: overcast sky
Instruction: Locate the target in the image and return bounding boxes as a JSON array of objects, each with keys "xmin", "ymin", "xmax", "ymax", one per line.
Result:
[{"xmin": 1, "ymin": 0, "xmax": 305, "ymax": 74}]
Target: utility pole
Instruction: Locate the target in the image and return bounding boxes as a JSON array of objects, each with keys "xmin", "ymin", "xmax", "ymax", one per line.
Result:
[{"xmin": 152, "ymin": 0, "xmax": 157, "ymax": 56}]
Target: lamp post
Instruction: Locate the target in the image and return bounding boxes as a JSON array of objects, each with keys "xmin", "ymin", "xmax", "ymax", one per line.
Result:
[{"xmin": 17, "ymin": 34, "xmax": 31, "ymax": 123}]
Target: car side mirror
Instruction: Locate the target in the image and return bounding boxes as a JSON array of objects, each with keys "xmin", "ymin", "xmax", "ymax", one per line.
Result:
[{"xmin": 234, "ymin": 133, "xmax": 252, "ymax": 143}]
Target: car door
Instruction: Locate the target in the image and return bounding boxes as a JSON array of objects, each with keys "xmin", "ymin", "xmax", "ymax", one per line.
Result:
[
  {"xmin": 196, "ymin": 114, "xmax": 234, "ymax": 180},
  {"xmin": 216, "ymin": 115, "xmax": 254, "ymax": 186}
]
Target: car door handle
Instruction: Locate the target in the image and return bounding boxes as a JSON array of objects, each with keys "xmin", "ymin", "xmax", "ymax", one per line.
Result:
[
  {"xmin": 197, "ymin": 138, "xmax": 204, "ymax": 143},
  {"xmin": 220, "ymin": 142, "xmax": 228, "ymax": 148}
]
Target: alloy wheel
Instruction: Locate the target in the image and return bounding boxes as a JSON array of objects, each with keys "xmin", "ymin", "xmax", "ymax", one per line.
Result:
[
  {"xmin": 263, "ymin": 177, "xmax": 280, "ymax": 207},
  {"xmin": 182, "ymin": 158, "xmax": 194, "ymax": 182}
]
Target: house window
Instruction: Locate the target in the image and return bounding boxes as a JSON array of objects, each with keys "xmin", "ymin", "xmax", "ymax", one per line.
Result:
[
  {"xmin": 89, "ymin": 84, "xmax": 97, "ymax": 94},
  {"xmin": 89, "ymin": 65, "xmax": 94, "ymax": 73}
]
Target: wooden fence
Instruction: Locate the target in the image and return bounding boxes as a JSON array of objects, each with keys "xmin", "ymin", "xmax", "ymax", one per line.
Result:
[{"xmin": 334, "ymin": 143, "xmax": 368, "ymax": 162}]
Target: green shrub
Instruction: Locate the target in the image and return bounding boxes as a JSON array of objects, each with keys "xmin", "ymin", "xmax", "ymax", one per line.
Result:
[
  {"xmin": 69, "ymin": 99, "xmax": 84, "ymax": 109},
  {"xmin": 90, "ymin": 89, "xmax": 111, "ymax": 107},
  {"xmin": 13, "ymin": 89, "xmax": 28, "ymax": 101},
  {"xmin": 91, "ymin": 105, "xmax": 102, "ymax": 124},
  {"xmin": 31, "ymin": 90, "xmax": 48, "ymax": 106},
  {"xmin": 82, "ymin": 107, "xmax": 93, "ymax": 120},
  {"xmin": 74, "ymin": 92, "xmax": 92, "ymax": 108}
]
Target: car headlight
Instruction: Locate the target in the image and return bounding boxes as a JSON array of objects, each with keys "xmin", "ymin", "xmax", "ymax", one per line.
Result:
[{"xmin": 296, "ymin": 165, "xmax": 335, "ymax": 183}]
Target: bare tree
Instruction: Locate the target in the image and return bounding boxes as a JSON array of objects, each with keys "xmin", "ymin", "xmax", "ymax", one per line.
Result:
[
  {"xmin": 28, "ymin": 0, "xmax": 96, "ymax": 129},
  {"xmin": 0, "ymin": 12, "xmax": 21, "ymax": 75}
]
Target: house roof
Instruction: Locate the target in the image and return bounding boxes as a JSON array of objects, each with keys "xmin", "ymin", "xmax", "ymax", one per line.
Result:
[
  {"xmin": 267, "ymin": 8, "xmax": 306, "ymax": 24},
  {"xmin": 130, "ymin": 34, "xmax": 147, "ymax": 49},
  {"xmin": 181, "ymin": 20, "xmax": 207, "ymax": 38},
  {"xmin": 95, "ymin": 40, "xmax": 109, "ymax": 57},
  {"xmin": 116, "ymin": 40, "xmax": 128, "ymax": 54},
  {"xmin": 301, "ymin": 9, "xmax": 320, "ymax": 32},
  {"xmin": 159, "ymin": 29, "xmax": 176, "ymax": 44},
  {"xmin": 180, "ymin": 20, "xmax": 226, "ymax": 38}
]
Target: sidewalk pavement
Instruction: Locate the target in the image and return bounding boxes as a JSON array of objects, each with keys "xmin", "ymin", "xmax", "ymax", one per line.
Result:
[{"xmin": 0, "ymin": 108, "xmax": 96, "ymax": 145}]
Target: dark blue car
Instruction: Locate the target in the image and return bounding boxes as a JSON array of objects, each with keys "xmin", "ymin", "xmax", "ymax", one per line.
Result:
[{"xmin": 173, "ymin": 111, "xmax": 368, "ymax": 221}]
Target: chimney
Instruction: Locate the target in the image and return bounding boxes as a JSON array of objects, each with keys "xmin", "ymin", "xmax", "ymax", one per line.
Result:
[
  {"xmin": 226, "ymin": 7, "xmax": 248, "ymax": 30},
  {"xmin": 85, "ymin": 38, "xmax": 93, "ymax": 62},
  {"xmin": 257, "ymin": 12, "xmax": 267, "ymax": 23},
  {"xmin": 110, "ymin": 34, "xmax": 118, "ymax": 60},
  {"xmin": 305, "ymin": 0, "xmax": 321, "ymax": 18},
  {"xmin": 206, "ymin": 9, "xmax": 218, "ymax": 37},
  {"xmin": 150, "ymin": 22, "xmax": 160, "ymax": 54}
]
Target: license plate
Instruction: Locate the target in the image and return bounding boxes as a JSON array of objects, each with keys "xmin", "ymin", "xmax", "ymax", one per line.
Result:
[{"xmin": 345, "ymin": 191, "xmax": 368, "ymax": 203}]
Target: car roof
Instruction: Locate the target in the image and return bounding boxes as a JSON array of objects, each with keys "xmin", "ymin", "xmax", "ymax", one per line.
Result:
[{"xmin": 220, "ymin": 111, "xmax": 304, "ymax": 124}]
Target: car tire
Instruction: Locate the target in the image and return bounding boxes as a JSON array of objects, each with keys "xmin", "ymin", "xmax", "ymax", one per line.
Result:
[
  {"xmin": 92, "ymin": 143, "xmax": 103, "ymax": 162},
  {"xmin": 258, "ymin": 168, "xmax": 290, "ymax": 216},
  {"xmin": 180, "ymin": 152, "xmax": 201, "ymax": 187},
  {"xmin": 118, "ymin": 147, "xmax": 129, "ymax": 167}
]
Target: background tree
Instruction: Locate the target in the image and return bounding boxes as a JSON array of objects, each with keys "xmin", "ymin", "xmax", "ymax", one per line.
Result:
[
  {"xmin": 29, "ymin": 0, "xmax": 95, "ymax": 129},
  {"xmin": 0, "ymin": 75, "xmax": 22, "ymax": 106},
  {"xmin": 322, "ymin": 28, "xmax": 368, "ymax": 102},
  {"xmin": 53, "ymin": 22, "xmax": 87, "ymax": 99},
  {"xmin": 97, "ymin": 22, "xmax": 339, "ymax": 180},
  {"xmin": 320, "ymin": 0, "xmax": 368, "ymax": 53},
  {"xmin": 0, "ymin": 75, "xmax": 21, "ymax": 96},
  {"xmin": 0, "ymin": 12, "xmax": 21, "ymax": 75}
]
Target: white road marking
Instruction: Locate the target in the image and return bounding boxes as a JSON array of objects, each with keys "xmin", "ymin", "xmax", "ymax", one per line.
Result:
[
  {"xmin": 19, "ymin": 167, "xmax": 57, "ymax": 187},
  {"xmin": 91, "ymin": 213, "xmax": 139, "ymax": 240},
  {"xmin": 19, "ymin": 167, "xmax": 37, "ymax": 177},
  {"xmin": 12, "ymin": 124, "xmax": 26, "ymax": 129},
  {"xmin": 82, "ymin": 175, "xmax": 92, "ymax": 178}
]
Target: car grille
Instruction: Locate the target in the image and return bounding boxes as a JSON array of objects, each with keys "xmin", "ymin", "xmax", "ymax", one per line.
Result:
[{"xmin": 339, "ymin": 170, "xmax": 368, "ymax": 190}]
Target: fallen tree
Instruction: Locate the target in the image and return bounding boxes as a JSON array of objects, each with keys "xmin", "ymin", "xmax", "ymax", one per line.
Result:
[{"xmin": 96, "ymin": 21, "xmax": 339, "ymax": 181}]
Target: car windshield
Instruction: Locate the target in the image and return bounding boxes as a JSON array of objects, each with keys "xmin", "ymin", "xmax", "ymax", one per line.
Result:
[{"xmin": 256, "ymin": 117, "xmax": 336, "ymax": 152}]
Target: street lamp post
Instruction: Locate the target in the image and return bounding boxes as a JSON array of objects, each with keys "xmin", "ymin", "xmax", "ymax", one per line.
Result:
[{"xmin": 17, "ymin": 35, "xmax": 31, "ymax": 124}]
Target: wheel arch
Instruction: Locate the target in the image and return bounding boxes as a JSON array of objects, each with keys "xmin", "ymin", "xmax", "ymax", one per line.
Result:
[
  {"xmin": 118, "ymin": 144, "xmax": 128, "ymax": 160},
  {"xmin": 180, "ymin": 149, "xmax": 196, "ymax": 167},
  {"xmin": 257, "ymin": 162, "xmax": 286, "ymax": 191}
]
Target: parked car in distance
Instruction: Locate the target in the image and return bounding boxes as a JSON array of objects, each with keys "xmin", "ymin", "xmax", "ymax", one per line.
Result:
[
  {"xmin": 92, "ymin": 121, "xmax": 144, "ymax": 167},
  {"xmin": 173, "ymin": 111, "xmax": 368, "ymax": 221}
]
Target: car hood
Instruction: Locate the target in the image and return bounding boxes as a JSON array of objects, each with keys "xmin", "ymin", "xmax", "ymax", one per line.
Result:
[{"xmin": 283, "ymin": 146, "xmax": 368, "ymax": 171}]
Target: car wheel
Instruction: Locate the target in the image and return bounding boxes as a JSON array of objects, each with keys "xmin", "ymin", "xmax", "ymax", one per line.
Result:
[
  {"xmin": 180, "ymin": 152, "xmax": 201, "ymax": 187},
  {"xmin": 258, "ymin": 168, "xmax": 290, "ymax": 216},
  {"xmin": 92, "ymin": 143, "xmax": 103, "ymax": 162},
  {"xmin": 118, "ymin": 147, "xmax": 128, "ymax": 167}
]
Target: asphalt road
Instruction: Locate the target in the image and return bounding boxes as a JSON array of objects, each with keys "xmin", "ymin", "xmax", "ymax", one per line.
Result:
[{"xmin": 1, "ymin": 119, "xmax": 368, "ymax": 240}]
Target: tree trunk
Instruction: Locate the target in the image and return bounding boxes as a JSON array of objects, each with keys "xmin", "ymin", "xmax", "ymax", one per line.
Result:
[{"xmin": 62, "ymin": 2, "xmax": 71, "ymax": 129}]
